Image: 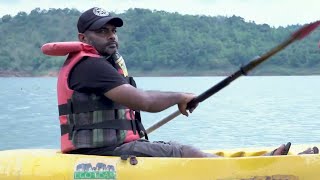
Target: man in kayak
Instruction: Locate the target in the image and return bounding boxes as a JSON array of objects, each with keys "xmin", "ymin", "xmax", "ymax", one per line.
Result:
[{"xmin": 55, "ymin": 7, "xmax": 318, "ymax": 158}]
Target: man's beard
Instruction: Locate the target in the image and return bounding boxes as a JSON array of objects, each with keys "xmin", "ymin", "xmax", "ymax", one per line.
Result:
[
  {"xmin": 101, "ymin": 45, "xmax": 118, "ymax": 56},
  {"xmin": 88, "ymin": 40, "xmax": 117, "ymax": 56}
]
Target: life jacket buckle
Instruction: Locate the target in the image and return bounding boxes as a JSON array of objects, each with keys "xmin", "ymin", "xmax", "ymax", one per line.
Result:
[{"xmin": 139, "ymin": 130, "xmax": 145, "ymax": 137}]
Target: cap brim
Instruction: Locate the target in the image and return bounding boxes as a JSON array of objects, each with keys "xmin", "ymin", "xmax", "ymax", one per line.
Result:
[{"xmin": 88, "ymin": 17, "xmax": 123, "ymax": 30}]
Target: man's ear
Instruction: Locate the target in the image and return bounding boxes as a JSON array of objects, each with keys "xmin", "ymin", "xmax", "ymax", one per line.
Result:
[{"xmin": 78, "ymin": 33, "xmax": 87, "ymax": 43}]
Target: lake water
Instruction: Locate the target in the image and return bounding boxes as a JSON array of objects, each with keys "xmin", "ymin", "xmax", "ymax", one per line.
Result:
[{"xmin": 1, "ymin": 76, "xmax": 320, "ymax": 151}]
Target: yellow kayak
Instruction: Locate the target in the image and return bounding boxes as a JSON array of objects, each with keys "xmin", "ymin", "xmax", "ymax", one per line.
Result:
[{"xmin": 1, "ymin": 145, "xmax": 320, "ymax": 180}]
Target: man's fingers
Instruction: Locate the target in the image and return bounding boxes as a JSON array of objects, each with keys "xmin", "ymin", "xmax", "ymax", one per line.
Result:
[
  {"xmin": 188, "ymin": 103, "xmax": 198, "ymax": 113},
  {"xmin": 183, "ymin": 111, "xmax": 189, "ymax": 117},
  {"xmin": 181, "ymin": 109, "xmax": 188, "ymax": 116}
]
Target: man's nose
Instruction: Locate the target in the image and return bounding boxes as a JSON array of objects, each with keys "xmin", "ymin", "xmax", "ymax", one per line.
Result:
[{"xmin": 107, "ymin": 33, "xmax": 116, "ymax": 40}]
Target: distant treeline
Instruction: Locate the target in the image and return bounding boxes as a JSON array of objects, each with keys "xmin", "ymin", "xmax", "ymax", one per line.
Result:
[{"xmin": 0, "ymin": 8, "xmax": 319, "ymax": 76}]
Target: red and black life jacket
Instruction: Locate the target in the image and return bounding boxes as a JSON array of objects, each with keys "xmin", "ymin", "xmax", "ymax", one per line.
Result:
[{"xmin": 41, "ymin": 42, "xmax": 147, "ymax": 153}]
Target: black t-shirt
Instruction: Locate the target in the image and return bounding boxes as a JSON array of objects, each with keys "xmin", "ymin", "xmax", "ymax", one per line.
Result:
[{"xmin": 68, "ymin": 57, "xmax": 128, "ymax": 94}]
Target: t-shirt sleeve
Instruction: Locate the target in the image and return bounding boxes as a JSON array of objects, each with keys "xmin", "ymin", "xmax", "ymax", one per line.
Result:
[{"xmin": 68, "ymin": 57, "xmax": 128, "ymax": 94}]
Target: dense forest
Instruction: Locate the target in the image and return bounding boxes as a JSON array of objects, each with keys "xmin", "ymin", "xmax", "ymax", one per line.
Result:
[{"xmin": 0, "ymin": 8, "xmax": 319, "ymax": 76}]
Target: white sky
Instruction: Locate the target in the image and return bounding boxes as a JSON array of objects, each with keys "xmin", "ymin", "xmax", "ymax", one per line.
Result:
[{"xmin": 0, "ymin": 0, "xmax": 319, "ymax": 27}]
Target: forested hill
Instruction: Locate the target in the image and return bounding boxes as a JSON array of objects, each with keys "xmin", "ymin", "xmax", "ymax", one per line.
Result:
[{"xmin": 0, "ymin": 8, "xmax": 319, "ymax": 76}]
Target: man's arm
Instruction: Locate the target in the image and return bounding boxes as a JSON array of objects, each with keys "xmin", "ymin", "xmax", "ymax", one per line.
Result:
[{"xmin": 104, "ymin": 84, "xmax": 196, "ymax": 116}]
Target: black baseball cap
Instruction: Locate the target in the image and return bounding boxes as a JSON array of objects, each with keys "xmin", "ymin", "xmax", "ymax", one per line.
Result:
[{"xmin": 77, "ymin": 7, "xmax": 123, "ymax": 33}]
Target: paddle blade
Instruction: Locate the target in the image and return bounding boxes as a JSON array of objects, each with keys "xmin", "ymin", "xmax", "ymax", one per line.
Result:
[{"xmin": 292, "ymin": 20, "xmax": 320, "ymax": 40}]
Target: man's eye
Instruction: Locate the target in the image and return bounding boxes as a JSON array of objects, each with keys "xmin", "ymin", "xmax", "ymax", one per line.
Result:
[
  {"xmin": 100, "ymin": 29, "xmax": 107, "ymax": 33},
  {"xmin": 95, "ymin": 29, "xmax": 107, "ymax": 33},
  {"xmin": 95, "ymin": 29, "xmax": 116, "ymax": 34}
]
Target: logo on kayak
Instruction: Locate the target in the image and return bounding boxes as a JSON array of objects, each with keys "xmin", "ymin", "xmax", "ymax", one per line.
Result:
[{"xmin": 74, "ymin": 159, "xmax": 117, "ymax": 180}]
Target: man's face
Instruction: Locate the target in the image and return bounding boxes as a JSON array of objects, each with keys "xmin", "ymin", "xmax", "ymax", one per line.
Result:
[{"xmin": 81, "ymin": 23, "xmax": 119, "ymax": 56}]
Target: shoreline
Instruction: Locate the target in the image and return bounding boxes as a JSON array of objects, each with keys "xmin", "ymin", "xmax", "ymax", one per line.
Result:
[{"xmin": 1, "ymin": 70, "xmax": 320, "ymax": 77}]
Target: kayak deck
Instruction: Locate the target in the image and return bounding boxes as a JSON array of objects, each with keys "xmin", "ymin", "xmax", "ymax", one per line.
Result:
[{"xmin": 1, "ymin": 145, "xmax": 320, "ymax": 180}]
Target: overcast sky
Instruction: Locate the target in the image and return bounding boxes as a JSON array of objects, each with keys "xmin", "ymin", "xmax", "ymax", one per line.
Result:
[{"xmin": 0, "ymin": 0, "xmax": 319, "ymax": 27}]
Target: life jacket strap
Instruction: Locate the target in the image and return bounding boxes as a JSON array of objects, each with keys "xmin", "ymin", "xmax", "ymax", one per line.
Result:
[
  {"xmin": 58, "ymin": 99, "xmax": 126, "ymax": 115},
  {"xmin": 126, "ymin": 76, "xmax": 136, "ymax": 87},
  {"xmin": 134, "ymin": 111, "xmax": 148, "ymax": 140},
  {"xmin": 60, "ymin": 119, "xmax": 146, "ymax": 137}
]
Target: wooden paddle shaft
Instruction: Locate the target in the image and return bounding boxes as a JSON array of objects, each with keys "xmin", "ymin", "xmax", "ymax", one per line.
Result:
[{"xmin": 146, "ymin": 110, "xmax": 181, "ymax": 134}]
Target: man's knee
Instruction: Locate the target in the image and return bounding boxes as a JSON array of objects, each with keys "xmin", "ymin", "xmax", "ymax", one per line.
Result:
[{"xmin": 181, "ymin": 145, "xmax": 218, "ymax": 158}]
